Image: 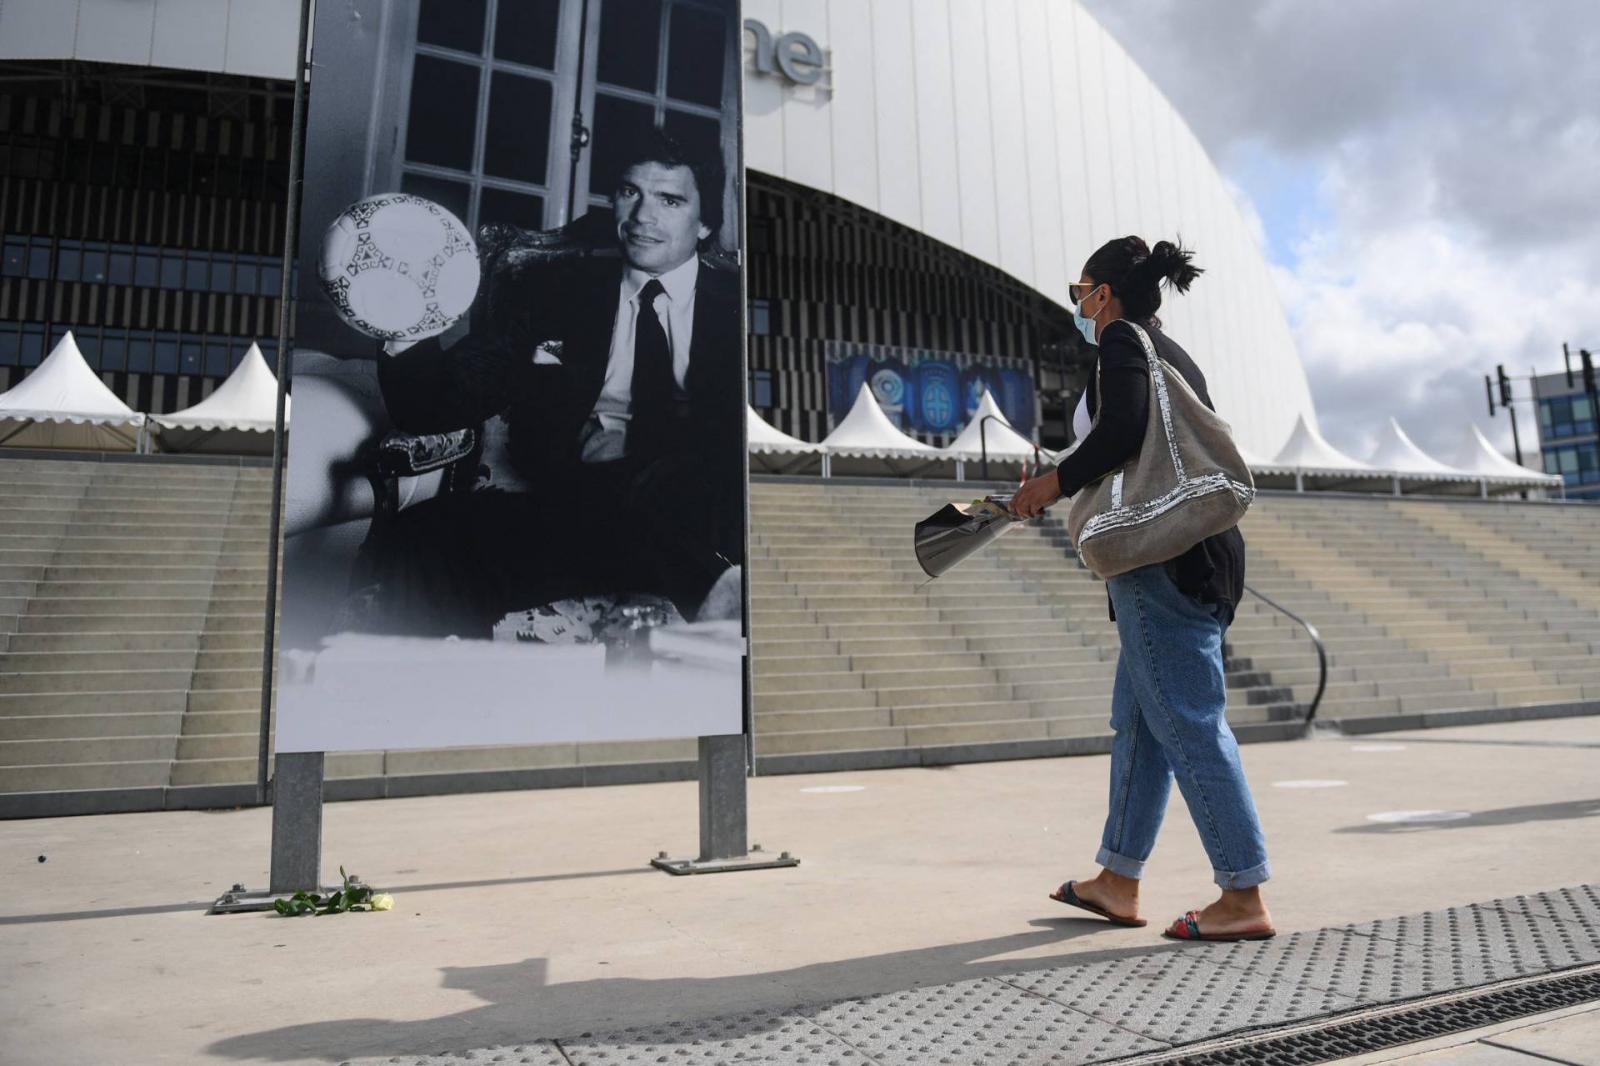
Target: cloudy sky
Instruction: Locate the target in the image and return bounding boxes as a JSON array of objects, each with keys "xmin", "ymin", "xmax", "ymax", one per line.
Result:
[{"xmin": 1080, "ymin": 0, "xmax": 1600, "ymax": 462}]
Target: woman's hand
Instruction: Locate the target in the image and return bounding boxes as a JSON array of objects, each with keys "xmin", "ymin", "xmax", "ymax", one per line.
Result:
[{"xmin": 1010, "ymin": 468, "xmax": 1062, "ymax": 518}]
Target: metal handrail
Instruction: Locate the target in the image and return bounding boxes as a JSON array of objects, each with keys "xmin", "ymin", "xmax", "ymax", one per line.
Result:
[
  {"xmin": 979, "ymin": 414, "xmax": 1044, "ymax": 481},
  {"xmin": 1242, "ymin": 582, "xmax": 1327, "ymax": 727}
]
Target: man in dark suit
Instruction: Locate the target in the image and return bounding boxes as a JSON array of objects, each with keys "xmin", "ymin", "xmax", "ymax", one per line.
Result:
[{"xmin": 364, "ymin": 130, "xmax": 744, "ymax": 639}]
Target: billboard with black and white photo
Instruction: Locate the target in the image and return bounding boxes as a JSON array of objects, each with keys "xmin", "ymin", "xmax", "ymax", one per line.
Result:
[{"xmin": 276, "ymin": 0, "xmax": 746, "ymax": 753}]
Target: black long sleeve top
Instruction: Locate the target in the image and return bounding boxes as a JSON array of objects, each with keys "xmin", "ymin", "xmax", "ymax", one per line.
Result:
[{"xmin": 1054, "ymin": 319, "xmax": 1245, "ymax": 620}]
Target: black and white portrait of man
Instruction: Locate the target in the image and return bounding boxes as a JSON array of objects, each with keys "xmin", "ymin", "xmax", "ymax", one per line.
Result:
[{"xmin": 275, "ymin": 0, "xmax": 745, "ymax": 752}]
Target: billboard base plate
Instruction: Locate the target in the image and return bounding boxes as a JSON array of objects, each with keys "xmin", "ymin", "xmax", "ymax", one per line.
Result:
[
  {"xmin": 208, "ymin": 880, "xmax": 371, "ymax": 915},
  {"xmin": 650, "ymin": 848, "xmax": 800, "ymax": 876}
]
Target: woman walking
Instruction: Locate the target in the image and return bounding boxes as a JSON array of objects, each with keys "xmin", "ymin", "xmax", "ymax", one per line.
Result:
[{"xmin": 1010, "ymin": 236, "xmax": 1275, "ymax": 943}]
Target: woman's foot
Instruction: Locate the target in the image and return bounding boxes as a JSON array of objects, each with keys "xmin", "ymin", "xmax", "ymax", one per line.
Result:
[
  {"xmin": 1162, "ymin": 887, "xmax": 1275, "ymax": 941},
  {"xmin": 1050, "ymin": 869, "xmax": 1143, "ymax": 925}
]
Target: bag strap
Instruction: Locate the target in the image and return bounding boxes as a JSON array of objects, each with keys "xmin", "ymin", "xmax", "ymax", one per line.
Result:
[{"xmin": 1118, "ymin": 319, "xmax": 1187, "ymax": 482}]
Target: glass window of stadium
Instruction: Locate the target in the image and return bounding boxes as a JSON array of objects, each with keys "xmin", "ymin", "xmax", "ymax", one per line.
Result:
[
  {"xmin": 384, "ymin": 0, "xmax": 737, "ymax": 238},
  {"xmin": 1539, "ymin": 395, "xmax": 1596, "ymax": 439}
]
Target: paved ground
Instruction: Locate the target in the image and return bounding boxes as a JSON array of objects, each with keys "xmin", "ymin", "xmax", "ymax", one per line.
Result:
[{"xmin": 2, "ymin": 716, "xmax": 1598, "ymax": 1066}]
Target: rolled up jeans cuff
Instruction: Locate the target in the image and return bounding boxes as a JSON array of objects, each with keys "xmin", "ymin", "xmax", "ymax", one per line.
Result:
[
  {"xmin": 1095, "ymin": 846, "xmax": 1147, "ymax": 881},
  {"xmin": 1215, "ymin": 860, "xmax": 1271, "ymax": 891}
]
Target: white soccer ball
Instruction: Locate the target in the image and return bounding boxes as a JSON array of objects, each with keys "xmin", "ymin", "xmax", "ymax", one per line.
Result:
[{"xmin": 318, "ymin": 193, "xmax": 480, "ymax": 341}]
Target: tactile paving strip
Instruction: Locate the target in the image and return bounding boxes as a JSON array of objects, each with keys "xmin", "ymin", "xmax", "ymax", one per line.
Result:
[
  {"xmin": 356, "ymin": 885, "xmax": 1600, "ymax": 1066},
  {"xmin": 559, "ymin": 1008, "xmax": 868, "ymax": 1065},
  {"xmin": 1003, "ymin": 946, "xmax": 1359, "ymax": 1044},
  {"xmin": 1211, "ymin": 924, "xmax": 1502, "ymax": 1004},
  {"xmin": 805, "ymin": 976, "xmax": 1163, "ymax": 1065},
  {"xmin": 1347, "ymin": 893, "xmax": 1595, "ymax": 981},
  {"xmin": 1485, "ymin": 884, "xmax": 1600, "ymax": 970}
]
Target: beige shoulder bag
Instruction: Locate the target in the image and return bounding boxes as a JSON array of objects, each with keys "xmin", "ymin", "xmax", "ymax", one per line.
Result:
[{"xmin": 1065, "ymin": 321, "xmax": 1255, "ymax": 579}]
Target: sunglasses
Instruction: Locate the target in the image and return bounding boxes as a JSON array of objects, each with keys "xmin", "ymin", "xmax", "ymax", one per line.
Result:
[{"xmin": 1068, "ymin": 282, "xmax": 1102, "ymax": 304}]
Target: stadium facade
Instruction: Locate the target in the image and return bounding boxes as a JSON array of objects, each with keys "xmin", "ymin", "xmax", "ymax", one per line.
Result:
[{"xmin": 1, "ymin": 0, "xmax": 1317, "ymax": 456}]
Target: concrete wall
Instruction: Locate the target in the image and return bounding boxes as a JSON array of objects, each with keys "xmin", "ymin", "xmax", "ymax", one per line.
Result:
[{"xmin": 0, "ymin": 0, "xmax": 300, "ymax": 80}]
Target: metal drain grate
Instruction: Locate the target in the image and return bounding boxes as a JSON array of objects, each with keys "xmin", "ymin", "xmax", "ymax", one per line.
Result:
[{"xmin": 1138, "ymin": 966, "xmax": 1600, "ymax": 1066}]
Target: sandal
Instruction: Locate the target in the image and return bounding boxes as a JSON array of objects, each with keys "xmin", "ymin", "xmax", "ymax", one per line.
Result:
[
  {"xmin": 1049, "ymin": 881, "xmax": 1148, "ymax": 928},
  {"xmin": 1161, "ymin": 909, "xmax": 1277, "ymax": 943}
]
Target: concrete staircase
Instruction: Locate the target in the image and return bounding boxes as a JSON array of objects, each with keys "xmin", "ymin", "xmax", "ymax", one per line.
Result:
[
  {"xmin": 2, "ymin": 456, "xmax": 1597, "ymax": 814},
  {"xmin": 748, "ymin": 482, "xmax": 1300, "ymax": 763},
  {"xmin": 1240, "ymin": 498, "xmax": 1600, "ymax": 718},
  {"xmin": 0, "ymin": 459, "xmax": 272, "ymax": 804}
]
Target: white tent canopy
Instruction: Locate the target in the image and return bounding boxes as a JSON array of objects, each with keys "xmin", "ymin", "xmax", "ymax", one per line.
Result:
[
  {"xmin": 1448, "ymin": 424, "xmax": 1562, "ymax": 487},
  {"xmin": 150, "ymin": 341, "xmax": 285, "ymax": 455},
  {"xmin": 1366, "ymin": 418, "xmax": 1476, "ymax": 482},
  {"xmin": 748, "ymin": 404, "xmax": 821, "ymax": 473},
  {"xmin": 1271, "ymin": 413, "xmax": 1383, "ymax": 478},
  {"xmin": 940, "ymin": 389, "xmax": 1039, "ymax": 463},
  {"xmin": 153, "ymin": 342, "xmax": 286, "ymax": 434},
  {"xmin": 0, "ymin": 331, "xmax": 145, "ymax": 451},
  {"xmin": 820, "ymin": 382, "xmax": 937, "ymax": 459},
  {"xmin": 747, "ymin": 404, "xmax": 818, "ymax": 455}
]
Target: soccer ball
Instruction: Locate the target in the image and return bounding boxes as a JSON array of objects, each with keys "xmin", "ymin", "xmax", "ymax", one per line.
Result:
[{"xmin": 318, "ymin": 193, "xmax": 480, "ymax": 341}]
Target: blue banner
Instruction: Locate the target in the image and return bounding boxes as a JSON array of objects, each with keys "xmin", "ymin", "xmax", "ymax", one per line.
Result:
[{"xmin": 826, "ymin": 344, "xmax": 1036, "ymax": 438}]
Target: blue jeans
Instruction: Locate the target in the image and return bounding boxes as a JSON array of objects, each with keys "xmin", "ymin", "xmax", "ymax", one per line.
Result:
[{"xmin": 1096, "ymin": 563, "xmax": 1271, "ymax": 890}]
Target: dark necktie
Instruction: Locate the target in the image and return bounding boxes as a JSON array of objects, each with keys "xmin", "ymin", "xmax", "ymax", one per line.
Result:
[{"xmin": 630, "ymin": 278, "xmax": 673, "ymax": 449}]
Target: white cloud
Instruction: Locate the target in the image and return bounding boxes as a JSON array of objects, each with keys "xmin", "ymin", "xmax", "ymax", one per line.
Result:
[{"xmin": 1079, "ymin": 0, "xmax": 1600, "ymax": 463}]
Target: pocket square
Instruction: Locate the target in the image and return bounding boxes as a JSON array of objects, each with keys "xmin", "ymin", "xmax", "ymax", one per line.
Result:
[{"xmin": 532, "ymin": 341, "xmax": 564, "ymax": 366}]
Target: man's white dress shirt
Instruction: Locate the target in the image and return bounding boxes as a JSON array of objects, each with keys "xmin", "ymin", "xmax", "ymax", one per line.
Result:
[{"xmin": 580, "ymin": 255, "xmax": 699, "ymax": 463}]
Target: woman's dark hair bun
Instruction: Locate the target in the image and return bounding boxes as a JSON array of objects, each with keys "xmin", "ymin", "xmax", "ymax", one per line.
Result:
[
  {"xmin": 1082, "ymin": 235, "xmax": 1202, "ymax": 328},
  {"xmin": 1141, "ymin": 239, "xmax": 1202, "ymax": 293}
]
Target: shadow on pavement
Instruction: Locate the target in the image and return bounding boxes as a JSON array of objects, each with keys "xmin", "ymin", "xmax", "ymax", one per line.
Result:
[
  {"xmin": 1334, "ymin": 797, "xmax": 1600, "ymax": 834},
  {"xmin": 0, "ymin": 868, "xmax": 654, "ymax": 926},
  {"xmin": 204, "ymin": 918, "xmax": 1182, "ymax": 1063}
]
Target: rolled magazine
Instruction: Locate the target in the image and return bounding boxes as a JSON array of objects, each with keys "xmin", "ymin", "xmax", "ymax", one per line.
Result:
[{"xmin": 913, "ymin": 493, "xmax": 1020, "ymax": 578}]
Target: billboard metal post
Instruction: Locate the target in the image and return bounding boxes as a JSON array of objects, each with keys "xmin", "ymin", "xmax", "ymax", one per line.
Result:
[{"xmin": 269, "ymin": 752, "xmax": 325, "ymax": 893}]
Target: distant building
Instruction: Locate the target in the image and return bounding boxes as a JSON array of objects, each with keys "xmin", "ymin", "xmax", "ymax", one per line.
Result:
[{"xmin": 1532, "ymin": 370, "xmax": 1600, "ymax": 500}]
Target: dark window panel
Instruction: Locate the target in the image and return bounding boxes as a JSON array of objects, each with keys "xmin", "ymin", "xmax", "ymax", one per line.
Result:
[
  {"xmin": 417, "ymin": 0, "xmax": 486, "ymax": 53},
  {"xmin": 405, "ymin": 55, "xmax": 480, "ymax": 171},
  {"xmin": 259, "ymin": 263, "xmax": 282, "ymax": 296},
  {"xmin": 666, "ymin": 3, "xmax": 726, "ymax": 108},
  {"xmin": 108, "ymin": 249, "xmax": 133, "ymax": 285},
  {"xmin": 494, "ymin": 0, "xmax": 561, "ymax": 69},
  {"xmin": 478, "ymin": 187, "xmax": 544, "ymax": 229},
  {"xmin": 20, "ymin": 326, "xmax": 46, "ymax": 366},
  {"xmin": 101, "ymin": 335, "xmax": 127, "ymax": 372},
  {"xmin": 204, "ymin": 340, "xmax": 230, "ymax": 377},
  {"xmin": 235, "ymin": 261, "xmax": 257, "ymax": 294},
  {"xmin": 211, "ymin": 259, "xmax": 234, "ymax": 292},
  {"xmin": 135, "ymin": 253, "xmax": 159, "ymax": 287},
  {"xmin": 180, "ymin": 338, "xmax": 203, "ymax": 375},
  {"xmin": 597, "ymin": 0, "xmax": 661, "ymax": 92},
  {"xmin": 0, "ymin": 325, "xmax": 17, "ymax": 365},
  {"xmin": 400, "ymin": 172, "xmax": 473, "ymax": 224},
  {"xmin": 128, "ymin": 337, "xmax": 154, "ymax": 372},
  {"xmin": 589, "ymin": 93, "xmax": 656, "ymax": 200},
  {"xmin": 155, "ymin": 336, "xmax": 179, "ymax": 374},
  {"xmin": 1, "ymin": 239, "xmax": 25, "ymax": 277},
  {"xmin": 82, "ymin": 248, "xmax": 108, "ymax": 284},
  {"xmin": 27, "ymin": 244, "xmax": 51, "ymax": 278},
  {"xmin": 483, "ymin": 72, "xmax": 552, "ymax": 184},
  {"xmin": 160, "ymin": 255, "xmax": 183, "ymax": 290},
  {"xmin": 58, "ymin": 244, "xmax": 83, "ymax": 281}
]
